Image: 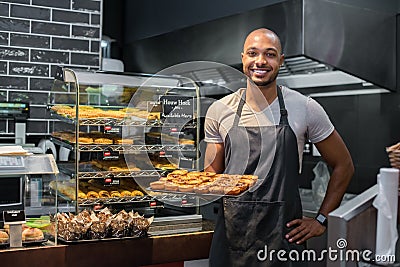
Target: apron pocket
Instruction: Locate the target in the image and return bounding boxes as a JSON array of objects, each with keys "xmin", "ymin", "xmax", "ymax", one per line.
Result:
[{"xmin": 223, "ymin": 198, "xmax": 286, "ymax": 253}]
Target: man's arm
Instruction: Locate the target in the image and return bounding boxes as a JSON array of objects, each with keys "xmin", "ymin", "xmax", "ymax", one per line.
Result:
[
  {"xmin": 286, "ymin": 130, "xmax": 354, "ymax": 244},
  {"xmin": 204, "ymin": 142, "xmax": 225, "ymax": 173}
]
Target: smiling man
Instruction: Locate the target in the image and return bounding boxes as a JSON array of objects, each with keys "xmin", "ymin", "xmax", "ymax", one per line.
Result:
[{"xmin": 205, "ymin": 28, "xmax": 354, "ymax": 266}]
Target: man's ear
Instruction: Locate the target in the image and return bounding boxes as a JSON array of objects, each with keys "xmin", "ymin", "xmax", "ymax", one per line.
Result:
[{"xmin": 280, "ymin": 53, "xmax": 285, "ymax": 66}]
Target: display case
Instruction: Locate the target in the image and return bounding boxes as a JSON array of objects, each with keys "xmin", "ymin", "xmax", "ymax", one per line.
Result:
[
  {"xmin": 48, "ymin": 67, "xmax": 201, "ymax": 222},
  {"xmin": 0, "ymin": 153, "xmax": 59, "ymax": 249}
]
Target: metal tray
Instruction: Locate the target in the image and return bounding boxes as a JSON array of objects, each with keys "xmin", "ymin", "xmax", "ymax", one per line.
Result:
[{"xmin": 57, "ymin": 234, "xmax": 147, "ymax": 244}]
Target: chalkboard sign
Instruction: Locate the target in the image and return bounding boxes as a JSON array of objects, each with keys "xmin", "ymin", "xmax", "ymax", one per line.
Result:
[
  {"xmin": 159, "ymin": 96, "xmax": 194, "ymax": 123},
  {"xmin": 3, "ymin": 210, "xmax": 26, "ymax": 224}
]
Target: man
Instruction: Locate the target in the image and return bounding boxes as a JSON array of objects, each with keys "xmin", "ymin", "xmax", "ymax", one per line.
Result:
[{"xmin": 205, "ymin": 28, "xmax": 354, "ymax": 266}]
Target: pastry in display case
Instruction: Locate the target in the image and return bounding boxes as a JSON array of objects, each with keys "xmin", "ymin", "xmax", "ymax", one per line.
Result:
[{"xmin": 47, "ymin": 67, "xmax": 201, "ymax": 239}]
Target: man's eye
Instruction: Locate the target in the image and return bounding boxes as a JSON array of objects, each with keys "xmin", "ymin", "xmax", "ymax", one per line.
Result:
[
  {"xmin": 266, "ymin": 53, "xmax": 276, "ymax": 57},
  {"xmin": 247, "ymin": 51, "xmax": 257, "ymax": 57}
]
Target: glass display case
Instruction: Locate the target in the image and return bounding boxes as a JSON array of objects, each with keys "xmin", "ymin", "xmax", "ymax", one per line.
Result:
[
  {"xmin": 48, "ymin": 67, "xmax": 201, "ymax": 220},
  {"xmin": 0, "ymin": 153, "xmax": 59, "ymax": 249}
]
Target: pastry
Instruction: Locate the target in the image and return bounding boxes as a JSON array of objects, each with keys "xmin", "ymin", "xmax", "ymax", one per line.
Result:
[
  {"xmin": 78, "ymin": 191, "xmax": 87, "ymax": 199},
  {"xmin": 98, "ymin": 190, "xmax": 110, "ymax": 198},
  {"xmin": 110, "ymin": 191, "xmax": 121, "ymax": 198},
  {"xmin": 150, "ymin": 181, "xmax": 165, "ymax": 190},
  {"xmin": 131, "ymin": 190, "xmax": 144, "ymax": 196},
  {"xmin": 164, "ymin": 183, "xmax": 179, "ymax": 191},
  {"xmin": 171, "ymin": 169, "xmax": 188, "ymax": 175},
  {"xmin": 87, "ymin": 191, "xmax": 99, "ymax": 198},
  {"xmin": 0, "ymin": 231, "xmax": 9, "ymax": 243},
  {"xmin": 194, "ymin": 185, "xmax": 209, "ymax": 194},
  {"xmin": 93, "ymin": 138, "xmax": 113, "ymax": 144},
  {"xmin": 120, "ymin": 190, "xmax": 132, "ymax": 197},
  {"xmin": 22, "ymin": 228, "xmax": 44, "ymax": 241},
  {"xmin": 178, "ymin": 184, "xmax": 194, "ymax": 193}
]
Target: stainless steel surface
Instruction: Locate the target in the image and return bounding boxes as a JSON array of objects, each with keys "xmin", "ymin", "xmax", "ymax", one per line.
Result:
[{"xmin": 125, "ymin": 0, "xmax": 399, "ymax": 92}]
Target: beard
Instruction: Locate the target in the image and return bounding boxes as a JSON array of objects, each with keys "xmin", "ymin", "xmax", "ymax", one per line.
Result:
[{"xmin": 251, "ymin": 71, "xmax": 279, "ymax": 87}]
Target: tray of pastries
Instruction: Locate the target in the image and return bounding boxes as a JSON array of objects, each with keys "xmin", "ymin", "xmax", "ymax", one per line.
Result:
[
  {"xmin": 148, "ymin": 170, "xmax": 258, "ymax": 196},
  {"xmin": 0, "ymin": 225, "xmax": 48, "ymax": 247}
]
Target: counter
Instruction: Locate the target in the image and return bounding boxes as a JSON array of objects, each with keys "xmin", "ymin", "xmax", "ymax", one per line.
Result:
[{"xmin": 0, "ymin": 221, "xmax": 214, "ymax": 267}]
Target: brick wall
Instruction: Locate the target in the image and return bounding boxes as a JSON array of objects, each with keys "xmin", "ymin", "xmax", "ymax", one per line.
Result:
[{"xmin": 0, "ymin": 0, "xmax": 102, "ymax": 137}]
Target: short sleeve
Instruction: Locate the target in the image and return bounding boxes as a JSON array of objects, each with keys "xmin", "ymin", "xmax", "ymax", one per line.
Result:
[
  {"xmin": 204, "ymin": 102, "xmax": 224, "ymax": 143},
  {"xmin": 306, "ymin": 97, "xmax": 334, "ymax": 143}
]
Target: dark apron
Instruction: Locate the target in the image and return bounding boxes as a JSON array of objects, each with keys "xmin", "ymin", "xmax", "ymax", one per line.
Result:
[{"xmin": 209, "ymin": 86, "xmax": 306, "ymax": 267}]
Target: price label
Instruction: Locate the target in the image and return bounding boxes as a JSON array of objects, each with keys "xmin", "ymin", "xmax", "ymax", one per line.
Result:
[
  {"xmin": 179, "ymin": 157, "xmax": 193, "ymax": 169},
  {"xmin": 103, "ymin": 177, "xmax": 120, "ymax": 186},
  {"xmin": 102, "ymin": 150, "xmax": 119, "ymax": 160},
  {"xmin": 102, "ymin": 125, "xmax": 121, "ymax": 134},
  {"xmin": 3, "ymin": 210, "xmax": 26, "ymax": 224}
]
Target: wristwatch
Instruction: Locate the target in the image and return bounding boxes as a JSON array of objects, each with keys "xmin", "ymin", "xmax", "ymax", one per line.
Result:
[{"xmin": 315, "ymin": 213, "xmax": 328, "ymax": 227}]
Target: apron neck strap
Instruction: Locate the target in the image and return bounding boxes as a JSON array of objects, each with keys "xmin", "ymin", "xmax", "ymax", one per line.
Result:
[
  {"xmin": 233, "ymin": 86, "xmax": 288, "ymax": 127},
  {"xmin": 277, "ymin": 85, "xmax": 289, "ymax": 126}
]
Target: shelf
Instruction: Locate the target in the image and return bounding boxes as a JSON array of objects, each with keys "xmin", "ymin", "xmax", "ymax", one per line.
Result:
[
  {"xmin": 50, "ymin": 112, "xmax": 196, "ymax": 127},
  {"xmin": 77, "ymin": 170, "xmax": 163, "ymax": 179}
]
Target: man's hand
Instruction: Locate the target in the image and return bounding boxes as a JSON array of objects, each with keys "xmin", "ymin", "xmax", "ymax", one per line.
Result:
[{"xmin": 285, "ymin": 216, "xmax": 326, "ymax": 244}]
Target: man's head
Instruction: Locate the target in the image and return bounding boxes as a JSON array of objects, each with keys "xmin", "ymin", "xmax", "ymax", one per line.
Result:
[{"xmin": 241, "ymin": 28, "xmax": 284, "ymax": 87}]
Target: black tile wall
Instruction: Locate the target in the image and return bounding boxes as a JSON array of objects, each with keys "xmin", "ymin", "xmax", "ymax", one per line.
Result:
[
  {"xmin": 31, "ymin": 50, "xmax": 69, "ymax": 64},
  {"xmin": 0, "ymin": 32, "xmax": 8, "ymax": 45},
  {"xmin": 0, "ymin": 1, "xmax": 102, "ymax": 135},
  {"xmin": 72, "ymin": 25, "xmax": 100, "ymax": 38},
  {"xmin": 0, "ymin": 3, "xmax": 9, "ymax": 17},
  {"xmin": 30, "ymin": 77, "xmax": 54, "ymax": 91},
  {"xmin": 91, "ymin": 14, "xmax": 100, "ymax": 25},
  {"xmin": 52, "ymin": 37, "xmax": 89, "ymax": 51},
  {"xmin": 72, "ymin": 0, "xmax": 101, "ymax": 12},
  {"xmin": 9, "ymin": 62, "xmax": 49, "ymax": 77},
  {"xmin": 0, "ymin": 61, "xmax": 7, "ymax": 74},
  {"xmin": 0, "ymin": 121, "xmax": 6, "ymax": 133},
  {"xmin": 10, "ymin": 33, "xmax": 50, "ymax": 48},
  {"xmin": 71, "ymin": 52, "xmax": 99, "ymax": 65},
  {"xmin": 10, "ymin": 5, "xmax": 50, "ymax": 21},
  {"xmin": 0, "ymin": 46, "xmax": 29, "ymax": 61},
  {"xmin": 0, "ymin": 76, "xmax": 28, "ymax": 90},
  {"xmin": 32, "ymin": 0, "xmax": 71, "ymax": 9},
  {"xmin": 31, "ymin": 21, "xmax": 70, "ymax": 36},
  {"xmin": 0, "ymin": 17, "xmax": 30, "ymax": 33},
  {"xmin": 52, "ymin": 10, "xmax": 90, "ymax": 24}
]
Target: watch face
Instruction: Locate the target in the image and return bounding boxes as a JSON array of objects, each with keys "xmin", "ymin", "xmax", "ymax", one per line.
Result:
[{"xmin": 316, "ymin": 214, "xmax": 327, "ymax": 226}]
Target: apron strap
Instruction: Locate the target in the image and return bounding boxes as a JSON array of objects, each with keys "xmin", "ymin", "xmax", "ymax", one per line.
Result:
[
  {"xmin": 277, "ymin": 85, "xmax": 289, "ymax": 126},
  {"xmin": 233, "ymin": 86, "xmax": 289, "ymax": 127}
]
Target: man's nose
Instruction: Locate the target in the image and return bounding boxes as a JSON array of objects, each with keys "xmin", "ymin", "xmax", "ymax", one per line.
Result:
[{"xmin": 255, "ymin": 54, "xmax": 267, "ymax": 65}]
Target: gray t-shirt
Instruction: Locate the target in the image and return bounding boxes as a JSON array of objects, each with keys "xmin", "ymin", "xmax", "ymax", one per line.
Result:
[{"xmin": 204, "ymin": 86, "xmax": 334, "ymax": 168}]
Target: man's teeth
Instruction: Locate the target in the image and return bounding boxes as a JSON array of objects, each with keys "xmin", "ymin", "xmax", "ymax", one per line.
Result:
[{"xmin": 253, "ymin": 70, "xmax": 267, "ymax": 74}]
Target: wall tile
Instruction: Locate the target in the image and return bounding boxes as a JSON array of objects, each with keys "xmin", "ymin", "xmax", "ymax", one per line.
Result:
[
  {"xmin": 0, "ymin": 32, "xmax": 8, "ymax": 45},
  {"xmin": 0, "ymin": 76, "xmax": 28, "ymax": 90},
  {"xmin": 90, "ymin": 40, "xmax": 99, "ymax": 53},
  {"xmin": 0, "ymin": 120, "xmax": 7, "ymax": 133},
  {"xmin": 32, "ymin": 0, "xmax": 71, "ymax": 9},
  {"xmin": 30, "ymin": 106, "xmax": 50, "ymax": 119},
  {"xmin": 0, "ymin": 90, "xmax": 6, "ymax": 102},
  {"xmin": 30, "ymin": 77, "xmax": 54, "ymax": 91},
  {"xmin": 0, "ymin": 61, "xmax": 7, "ymax": 74},
  {"xmin": 0, "ymin": 46, "xmax": 29, "ymax": 61},
  {"xmin": 31, "ymin": 21, "xmax": 70, "ymax": 36},
  {"xmin": 72, "ymin": 25, "xmax": 99, "ymax": 38},
  {"xmin": 0, "ymin": 17, "xmax": 30, "ymax": 33},
  {"xmin": 10, "ymin": 33, "xmax": 50, "ymax": 48},
  {"xmin": 11, "ymin": 5, "xmax": 50, "ymax": 21},
  {"xmin": 71, "ymin": 52, "xmax": 99, "ymax": 66},
  {"xmin": 9, "ymin": 91, "xmax": 48, "ymax": 104},
  {"xmin": 52, "ymin": 37, "xmax": 89, "ymax": 51},
  {"xmin": 0, "ymin": 3, "xmax": 9, "ymax": 17},
  {"xmin": 9, "ymin": 62, "xmax": 49, "ymax": 77},
  {"xmin": 26, "ymin": 120, "xmax": 48, "ymax": 134},
  {"xmin": 1, "ymin": 0, "xmax": 29, "ymax": 4},
  {"xmin": 52, "ymin": 9, "xmax": 90, "ymax": 24},
  {"xmin": 72, "ymin": 0, "xmax": 101, "ymax": 12},
  {"xmin": 91, "ymin": 14, "xmax": 100, "ymax": 25},
  {"xmin": 31, "ymin": 50, "xmax": 69, "ymax": 64}
]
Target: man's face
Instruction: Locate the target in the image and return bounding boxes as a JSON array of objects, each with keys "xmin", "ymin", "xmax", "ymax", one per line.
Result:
[{"xmin": 241, "ymin": 32, "xmax": 284, "ymax": 87}]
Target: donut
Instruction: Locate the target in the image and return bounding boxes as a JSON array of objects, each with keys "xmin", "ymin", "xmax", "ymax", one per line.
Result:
[
  {"xmin": 78, "ymin": 191, "xmax": 87, "ymax": 199},
  {"xmin": 150, "ymin": 181, "xmax": 165, "ymax": 190}
]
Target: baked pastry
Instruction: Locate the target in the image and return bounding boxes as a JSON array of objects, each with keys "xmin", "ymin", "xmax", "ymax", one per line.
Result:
[
  {"xmin": 78, "ymin": 191, "xmax": 87, "ymax": 199},
  {"xmin": 93, "ymin": 138, "xmax": 113, "ymax": 144},
  {"xmin": 98, "ymin": 190, "xmax": 110, "ymax": 198},
  {"xmin": 110, "ymin": 191, "xmax": 121, "ymax": 198},
  {"xmin": 131, "ymin": 190, "xmax": 144, "ymax": 196},
  {"xmin": 171, "ymin": 169, "xmax": 188, "ymax": 175},
  {"xmin": 178, "ymin": 184, "xmax": 194, "ymax": 192},
  {"xmin": 78, "ymin": 137, "xmax": 93, "ymax": 144},
  {"xmin": 224, "ymin": 186, "xmax": 241, "ymax": 195},
  {"xmin": 87, "ymin": 191, "xmax": 99, "ymax": 198},
  {"xmin": 0, "ymin": 231, "xmax": 9, "ymax": 243},
  {"xmin": 120, "ymin": 190, "xmax": 132, "ymax": 197},
  {"xmin": 22, "ymin": 228, "xmax": 44, "ymax": 241},
  {"xmin": 194, "ymin": 185, "xmax": 209, "ymax": 194},
  {"xmin": 150, "ymin": 181, "xmax": 165, "ymax": 190},
  {"xmin": 164, "ymin": 183, "xmax": 179, "ymax": 191}
]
